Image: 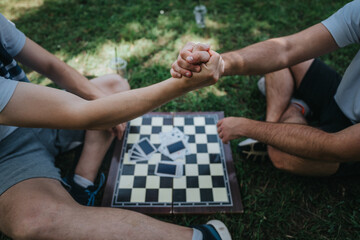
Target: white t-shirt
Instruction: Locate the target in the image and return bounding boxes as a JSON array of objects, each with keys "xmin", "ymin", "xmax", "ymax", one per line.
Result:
[{"xmin": 322, "ymin": 0, "xmax": 360, "ymax": 123}]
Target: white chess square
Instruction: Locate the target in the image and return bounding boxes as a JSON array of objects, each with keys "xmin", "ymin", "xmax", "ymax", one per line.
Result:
[
  {"xmin": 173, "ymin": 176, "xmax": 186, "ymax": 188},
  {"xmin": 205, "ymin": 125, "xmax": 218, "ymax": 134},
  {"xmin": 213, "ymin": 188, "xmax": 229, "ymax": 202},
  {"xmin": 184, "ymin": 125, "xmax": 195, "ymax": 135},
  {"xmin": 127, "ymin": 134, "xmax": 139, "ymax": 144},
  {"xmin": 185, "ymin": 164, "xmax": 199, "ymax": 176},
  {"xmin": 139, "ymin": 125, "xmax": 152, "ymax": 134},
  {"xmin": 118, "ymin": 176, "xmax": 134, "ymax": 189},
  {"xmin": 150, "ymin": 134, "xmax": 160, "ymax": 144},
  {"xmin": 195, "ymin": 134, "xmax": 207, "ymax": 143},
  {"xmin": 198, "ymin": 176, "xmax": 212, "ymax": 188},
  {"xmin": 152, "ymin": 117, "xmax": 164, "ymax": 126},
  {"xmin": 207, "ymin": 143, "xmax": 221, "ymax": 153},
  {"xmin": 210, "ymin": 164, "xmax": 224, "ymax": 176},
  {"xmin": 158, "ymin": 189, "xmax": 172, "ymax": 203},
  {"xmin": 186, "ymin": 189, "xmax": 201, "ymax": 202},
  {"xmin": 145, "ymin": 176, "xmax": 160, "ymax": 188},
  {"xmin": 130, "ymin": 189, "xmax": 146, "ymax": 202},
  {"xmin": 131, "ymin": 117, "xmax": 142, "ymax": 126},
  {"xmin": 173, "ymin": 117, "xmax": 184, "ymax": 126},
  {"xmin": 194, "ymin": 117, "xmax": 205, "ymax": 125},
  {"xmin": 134, "ymin": 164, "xmax": 148, "ymax": 176},
  {"xmin": 196, "ymin": 153, "xmax": 210, "ymax": 164}
]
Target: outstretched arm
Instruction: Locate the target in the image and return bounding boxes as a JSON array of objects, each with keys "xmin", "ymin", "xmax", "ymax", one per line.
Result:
[
  {"xmin": 0, "ymin": 50, "xmax": 223, "ymax": 130},
  {"xmin": 171, "ymin": 23, "xmax": 338, "ymax": 77},
  {"xmin": 217, "ymin": 117, "xmax": 360, "ymax": 163},
  {"xmin": 15, "ymin": 38, "xmax": 106, "ymax": 100}
]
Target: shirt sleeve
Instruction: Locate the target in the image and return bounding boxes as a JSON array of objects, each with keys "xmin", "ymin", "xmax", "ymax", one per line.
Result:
[
  {"xmin": 0, "ymin": 14, "xmax": 26, "ymax": 57},
  {"xmin": 0, "ymin": 77, "xmax": 19, "ymax": 112},
  {"xmin": 321, "ymin": 0, "xmax": 360, "ymax": 47}
]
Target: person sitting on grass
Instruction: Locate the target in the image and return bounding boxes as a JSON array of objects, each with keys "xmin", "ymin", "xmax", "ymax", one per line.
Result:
[
  {"xmin": 171, "ymin": 0, "xmax": 360, "ymax": 177},
  {"xmin": 0, "ymin": 13, "xmax": 232, "ymax": 240}
]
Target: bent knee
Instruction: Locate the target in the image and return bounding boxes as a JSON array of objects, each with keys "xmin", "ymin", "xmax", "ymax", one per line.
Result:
[
  {"xmin": 5, "ymin": 201, "xmax": 75, "ymax": 240},
  {"xmin": 106, "ymin": 74, "xmax": 130, "ymax": 93},
  {"xmin": 268, "ymin": 146, "xmax": 291, "ymax": 171}
]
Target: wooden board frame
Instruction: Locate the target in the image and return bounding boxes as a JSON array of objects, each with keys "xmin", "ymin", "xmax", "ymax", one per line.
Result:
[{"xmin": 102, "ymin": 112, "xmax": 243, "ymax": 214}]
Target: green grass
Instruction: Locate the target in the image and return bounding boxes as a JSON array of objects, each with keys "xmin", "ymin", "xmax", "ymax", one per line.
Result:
[{"xmin": 1, "ymin": 0, "xmax": 360, "ymax": 239}]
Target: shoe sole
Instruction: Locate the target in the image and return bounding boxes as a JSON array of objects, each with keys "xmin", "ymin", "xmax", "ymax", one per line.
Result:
[{"xmin": 206, "ymin": 220, "xmax": 232, "ymax": 240}]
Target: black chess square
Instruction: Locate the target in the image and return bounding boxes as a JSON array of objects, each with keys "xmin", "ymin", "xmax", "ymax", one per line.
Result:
[
  {"xmin": 212, "ymin": 176, "xmax": 225, "ymax": 187},
  {"xmin": 186, "ymin": 154, "xmax": 197, "ymax": 164},
  {"xmin": 195, "ymin": 126, "xmax": 205, "ymax": 133},
  {"xmin": 198, "ymin": 165, "xmax": 210, "ymax": 175},
  {"xmin": 147, "ymin": 165, "xmax": 156, "ymax": 175},
  {"xmin": 151, "ymin": 126, "xmax": 162, "ymax": 133},
  {"xmin": 207, "ymin": 134, "xmax": 218, "ymax": 143},
  {"xmin": 122, "ymin": 165, "xmax": 135, "ymax": 175},
  {"xmin": 200, "ymin": 189, "xmax": 213, "ymax": 202},
  {"xmin": 186, "ymin": 176, "xmax": 199, "ymax": 188},
  {"xmin": 188, "ymin": 135, "xmax": 195, "ymax": 143},
  {"xmin": 117, "ymin": 189, "xmax": 132, "ymax": 202},
  {"xmin": 139, "ymin": 134, "xmax": 150, "ymax": 139},
  {"xmin": 197, "ymin": 144, "xmax": 208, "ymax": 153},
  {"xmin": 163, "ymin": 118, "xmax": 173, "ymax": 125},
  {"xmin": 133, "ymin": 176, "xmax": 146, "ymax": 188},
  {"xmin": 205, "ymin": 117, "xmax": 215, "ymax": 124},
  {"xmin": 185, "ymin": 118, "xmax": 194, "ymax": 125},
  {"xmin": 145, "ymin": 189, "xmax": 159, "ymax": 202},
  {"xmin": 173, "ymin": 189, "xmax": 186, "ymax": 202},
  {"xmin": 129, "ymin": 126, "xmax": 140, "ymax": 133},
  {"xmin": 142, "ymin": 118, "xmax": 152, "ymax": 125},
  {"xmin": 160, "ymin": 177, "xmax": 173, "ymax": 188},
  {"xmin": 209, "ymin": 154, "xmax": 221, "ymax": 163}
]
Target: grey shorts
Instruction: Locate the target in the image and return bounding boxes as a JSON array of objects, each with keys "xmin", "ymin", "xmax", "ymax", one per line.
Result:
[{"xmin": 0, "ymin": 127, "xmax": 84, "ymax": 196}]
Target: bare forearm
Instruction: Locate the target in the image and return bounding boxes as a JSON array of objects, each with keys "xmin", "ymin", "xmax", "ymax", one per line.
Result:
[
  {"xmin": 221, "ymin": 23, "xmax": 338, "ymax": 76},
  {"xmin": 15, "ymin": 38, "xmax": 105, "ymax": 100},
  {"xmin": 237, "ymin": 118, "xmax": 360, "ymax": 163},
  {"xmin": 1, "ymin": 77, "xmax": 189, "ymax": 130}
]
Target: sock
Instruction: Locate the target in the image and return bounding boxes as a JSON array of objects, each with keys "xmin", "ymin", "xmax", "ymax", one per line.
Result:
[
  {"xmin": 73, "ymin": 174, "xmax": 94, "ymax": 188},
  {"xmin": 192, "ymin": 228, "xmax": 203, "ymax": 240},
  {"xmin": 193, "ymin": 225, "xmax": 221, "ymax": 240}
]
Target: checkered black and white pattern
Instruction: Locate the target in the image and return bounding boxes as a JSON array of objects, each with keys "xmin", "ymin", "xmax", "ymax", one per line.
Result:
[{"xmin": 112, "ymin": 114, "xmax": 232, "ymax": 208}]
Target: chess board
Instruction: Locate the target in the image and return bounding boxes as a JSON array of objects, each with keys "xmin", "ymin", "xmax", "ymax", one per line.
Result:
[{"xmin": 102, "ymin": 112, "xmax": 243, "ymax": 214}]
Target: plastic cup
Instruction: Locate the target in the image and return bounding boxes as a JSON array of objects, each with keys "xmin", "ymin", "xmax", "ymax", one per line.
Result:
[{"xmin": 110, "ymin": 57, "xmax": 128, "ymax": 79}]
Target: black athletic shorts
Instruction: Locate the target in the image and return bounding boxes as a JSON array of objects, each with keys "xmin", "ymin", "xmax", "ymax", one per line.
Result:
[{"xmin": 294, "ymin": 59, "xmax": 359, "ymax": 176}]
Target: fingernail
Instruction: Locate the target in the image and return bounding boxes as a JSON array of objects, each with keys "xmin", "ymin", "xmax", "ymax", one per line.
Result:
[
  {"xmin": 186, "ymin": 56, "xmax": 193, "ymax": 62},
  {"xmin": 186, "ymin": 72, "xmax": 191, "ymax": 77}
]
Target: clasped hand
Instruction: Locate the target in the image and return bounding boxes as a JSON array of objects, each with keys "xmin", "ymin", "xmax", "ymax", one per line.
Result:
[{"xmin": 172, "ymin": 42, "xmax": 225, "ymax": 89}]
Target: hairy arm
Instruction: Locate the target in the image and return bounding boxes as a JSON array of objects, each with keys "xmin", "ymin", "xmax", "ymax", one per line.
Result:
[
  {"xmin": 171, "ymin": 23, "xmax": 339, "ymax": 77},
  {"xmin": 14, "ymin": 38, "xmax": 105, "ymax": 100},
  {"xmin": 220, "ymin": 117, "xmax": 360, "ymax": 163},
  {"xmin": 221, "ymin": 23, "xmax": 338, "ymax": 76}
]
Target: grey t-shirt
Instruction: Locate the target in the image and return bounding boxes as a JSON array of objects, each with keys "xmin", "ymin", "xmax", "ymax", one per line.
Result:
[
  {"xmin": 0, "ymin": 14, "xmax": 26, "ymax": 141},
  {"xmin": 322, "ymin": 0, "xmax": 360, "ymax": 123}
]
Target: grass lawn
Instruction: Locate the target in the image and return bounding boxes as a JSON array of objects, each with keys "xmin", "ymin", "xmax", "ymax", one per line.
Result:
[{"xmin": 1, "ymin": 0, "xmax": 360, "ymax": 239}]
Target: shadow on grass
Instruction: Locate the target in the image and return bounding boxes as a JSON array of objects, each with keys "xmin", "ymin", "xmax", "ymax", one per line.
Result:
[{"xmin": 1, "ymin": 0, "xmax": 360, "ymax": 239}]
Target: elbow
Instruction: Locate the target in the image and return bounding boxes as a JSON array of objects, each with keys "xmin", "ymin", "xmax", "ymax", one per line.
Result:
[{"xmin": 267, "ymin": 37, "xmax": 292, "ymax": 69}]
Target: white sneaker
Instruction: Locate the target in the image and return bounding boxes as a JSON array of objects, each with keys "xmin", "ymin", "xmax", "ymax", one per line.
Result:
[{"xmin": 206, "ymin": 220, "xmax": 232, "ymax": 240}]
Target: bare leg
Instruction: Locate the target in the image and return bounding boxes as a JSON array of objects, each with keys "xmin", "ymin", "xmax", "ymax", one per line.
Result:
[
  {"xmin": 0, "ymin": 179, "xmax": 193, "ymax": 240},
  {"xmin": 75, "ymin": 74, "xmax": 130, "ymax": 182},
  {"xmin": 267, "ymin": 105, "xmax": 339, "ymax": 176},
  {"xmin": 264, "ymin": 68, "xmax": 294, "ymax": 122},
  {"xmin": 265, "ymin": 59, "xmax": 339, "ymax": 176}
]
